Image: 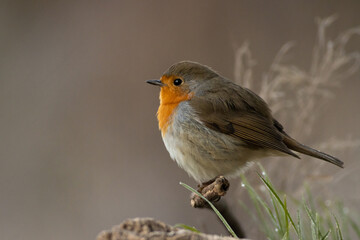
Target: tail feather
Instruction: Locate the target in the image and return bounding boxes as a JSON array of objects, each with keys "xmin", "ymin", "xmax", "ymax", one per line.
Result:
[{"xmin": 282, "ymin": 135, "xmax": 344, "ymax": 168}]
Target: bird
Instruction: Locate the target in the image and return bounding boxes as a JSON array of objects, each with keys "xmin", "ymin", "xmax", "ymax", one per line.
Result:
[{"xmin": 147, "ymin": 61, "xmax": 344, "ymax": 184}]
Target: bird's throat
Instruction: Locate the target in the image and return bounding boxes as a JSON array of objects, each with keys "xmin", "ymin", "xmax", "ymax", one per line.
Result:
[{"xmin": 157, "ymin": 88, "xmax": 192, "ymax": 134}]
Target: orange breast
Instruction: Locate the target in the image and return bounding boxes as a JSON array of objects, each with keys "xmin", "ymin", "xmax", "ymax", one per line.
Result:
[{"xmin": 157, "ymin": 86, "xmax": 192, "ymax": 134}]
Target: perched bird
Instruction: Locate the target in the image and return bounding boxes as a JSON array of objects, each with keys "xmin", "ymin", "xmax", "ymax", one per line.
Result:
[{"xmin": 147, "ymin": 61, "xmax": 343, "ymax": 184}]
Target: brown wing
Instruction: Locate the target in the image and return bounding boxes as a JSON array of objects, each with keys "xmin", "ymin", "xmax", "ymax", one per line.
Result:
[
  {"xmin": 190, "ymin": 81, "xmax": 299, "ymax": 158},
  {"xmin": 202, "ymin": 111, "xmax": 298, "ymax": 158}
]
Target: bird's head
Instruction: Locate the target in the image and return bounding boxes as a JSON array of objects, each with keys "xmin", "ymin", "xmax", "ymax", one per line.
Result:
[{"xmin": 146, "ymin": 61, "xmax": 219, "ymax": 105}]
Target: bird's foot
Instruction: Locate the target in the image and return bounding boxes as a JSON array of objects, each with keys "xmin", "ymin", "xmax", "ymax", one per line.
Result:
[{"xmin": 190, "ymin": 176, "xmax": 230, "ymax": 208}]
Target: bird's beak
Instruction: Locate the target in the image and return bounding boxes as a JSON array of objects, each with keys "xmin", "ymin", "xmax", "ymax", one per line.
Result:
[{"xmin": 146, "ymin": 79, "xmax": 165, "ymax": 86}]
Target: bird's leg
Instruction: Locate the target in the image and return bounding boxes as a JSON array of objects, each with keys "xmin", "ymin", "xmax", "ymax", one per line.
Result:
[{"xmin": 191, "ymin": 176, "xmax": 230, "ymax": 208}]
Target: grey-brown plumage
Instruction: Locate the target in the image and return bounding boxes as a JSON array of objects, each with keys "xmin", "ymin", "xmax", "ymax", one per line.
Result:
[
  {"xmin": 151, "ymin": 61, "xmax": 343, "ymax": 182},
  {"xmin": 167, "ymin": 61, "xmax": 344, "ymax": 168}
]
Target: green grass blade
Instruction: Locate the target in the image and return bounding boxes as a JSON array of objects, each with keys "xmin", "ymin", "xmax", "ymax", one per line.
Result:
[
  {"xmin": 316, "ymin": 213, "xmax": 322, "ymax": 239},
  {"xmin": 348, "ymin": 216, "xmax": 360, "ymax": 238},
  {"xmin": 324, "ymin": 209, "xmax": 336, "ymax": 240},
  {"xmin": 240, "ymin": 175, "xmax": 278, "ymax": 239},
  {"xmin": 305, "ymin": 204, "xmax": 318, "ymax": 240},
  {"xmin": 284, "ymin": 196, "xmax": 290, "ymax": 239},
  {"xmin": 238, "ymin": 164, "xmax": 360, "ymax": 240},
  {"xmin": 333, "ymin": 214, "xmax": 343, "ymax": 240},
  {"xmin": 270, "ymin": 193, "xmax": 283, "ymax": 235},
  {"xmin": 241, "ymin": 175, "xmax": 277, "ymax": 223},
  {"xmin": 321, "ymin": 230, "xmax": 330, "ymax": 240},
  {"xmin": 259, "ymin": 174, "xmax": 299, "ymax": 236},
  {"xmin": 311, "ymin": 219, "xmax": 317, "ymax": 240},
  {"xmin": 297, "ymin": 209, "xmax": 303, "ymax": 240},
  {"xmin": 281, "ymin": 231, "xmax": 289, "ymax": 240},
  {"xmin": 174, "ymin": 223, "xmax": 201, "ymax": 233}
]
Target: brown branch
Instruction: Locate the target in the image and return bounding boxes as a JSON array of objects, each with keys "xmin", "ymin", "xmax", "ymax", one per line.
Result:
[{"xmin": 96, "ymin": 218, "xmax": 251, "ymax": 240}]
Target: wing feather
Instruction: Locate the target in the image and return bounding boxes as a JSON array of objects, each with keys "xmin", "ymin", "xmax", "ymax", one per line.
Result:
[{"xmin": 190, "ymin": 82, "xmax": 298, "ymax": 158}]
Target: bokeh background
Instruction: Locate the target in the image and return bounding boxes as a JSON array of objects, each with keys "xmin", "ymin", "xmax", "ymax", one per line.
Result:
[{"xmin": 1, "ymin": 1, "xmax": 360, "ymax": 239}]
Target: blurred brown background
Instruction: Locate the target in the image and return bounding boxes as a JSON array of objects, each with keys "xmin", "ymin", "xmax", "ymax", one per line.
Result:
[{"xmin": 1, "ymin": 1, "xmax": 360, "ymax": 239}]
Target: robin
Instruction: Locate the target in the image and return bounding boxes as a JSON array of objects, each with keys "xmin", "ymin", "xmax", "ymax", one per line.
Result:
[{"xmin": 147, "ymin": 61, "xmax": 343, "ymax": 185}]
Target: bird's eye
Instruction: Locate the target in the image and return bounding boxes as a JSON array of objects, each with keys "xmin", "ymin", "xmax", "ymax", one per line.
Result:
[{"xmin": 173, "ymin": 78, "xmax": 183, "ymax": 86}]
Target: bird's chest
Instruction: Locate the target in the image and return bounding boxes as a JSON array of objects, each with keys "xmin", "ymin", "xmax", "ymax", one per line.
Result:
[
  {"xmin": 160, "ymin": 102, "xmax": 231, "ymax": 155},
  {"xmin": 161, "ymin": 116, "xmax": 213, "ymax": 182},
  {"xmin": 159, "ymin": 102, "xmax": 239, "ymax": 181},
  {"xmin": 160, "ymin": 104, "xmax": 198, "ymax": 165}
]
